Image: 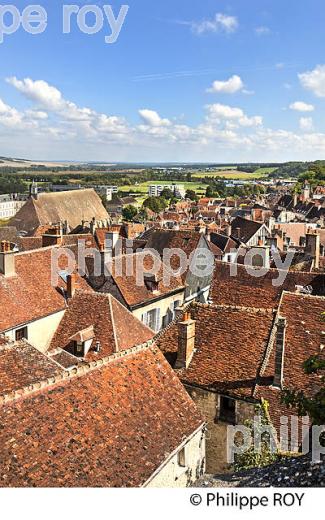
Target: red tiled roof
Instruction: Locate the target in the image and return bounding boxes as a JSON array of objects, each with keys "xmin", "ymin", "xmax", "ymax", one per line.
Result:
[
  {"xmin": 256, "ymin": 292, "xmax": 325, "ymax": 434},
  {"xmin": 0, "ymin": 346, "xmax": 203, "ymax": 487},
  {"xmin": 10, "ymin": 189, "xmax": 109, "ymax": 235},
  {"xmin": 0, "ymin": 247, "xmax": 90, "ymax": 332},
  {"xmin": 0, "ymin": 340, "xmax": 61, "ymax": 395},
  {"xmin": 156, "ymin": 303, "xmax": 274, "ymax": 399},
  {"xmin": 49, "ymin": 290, "xmax": 154, "ymax": 359},
  {"xmin": 210, "ymin": 261, "xmax": 325, "ymax": 310},
  {"xmin": 87, "ymin": 251, "xmax": 185, "ymax": 308}
]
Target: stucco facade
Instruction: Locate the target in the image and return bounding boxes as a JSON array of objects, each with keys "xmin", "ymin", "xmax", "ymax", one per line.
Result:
[
  {"xmin": 4, "ymin": 310, "xmax": 65, "ymax": 352},
  {"xmin": 145, "ymin": 426, "xmax": 206, "ymax": 487}
]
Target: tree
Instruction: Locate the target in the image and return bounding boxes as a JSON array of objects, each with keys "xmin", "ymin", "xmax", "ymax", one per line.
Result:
[
  {"xmin": 281, "ymin": 353, "xmax": 325, "ymax": 425},
  {"xmin": 122, "ymin": 205, "xmax": 138, "ymax": 222},
  {"xmin": 185, "ymin": 189, "xmax": 198, "ymax": 201},
  {"xmin": 160, "ymin": 187, "xmax": 174, "ymax": 200},
  {"xmin": 233, "ymin": 399, "xmax": 278, "ymax": 471},
  {"xmin": 206, "ymin": 185, "xmax": 214, "ymax": 197},
  {"xmin": 143, "ymin": 196, "xmax": 168, "ymax": 213}
]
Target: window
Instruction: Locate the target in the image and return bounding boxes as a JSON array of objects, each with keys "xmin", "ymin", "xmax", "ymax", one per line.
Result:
[
  {"xmin": 174, "ymin": 300, "xmax": 181, "ymax": 310},
  {"xmin": 15, "ymin": 326, "xmax": 28, "ymax": 341},
  {"xmin": 147, "ymin": 309, "xmax": 159, "ymax": 331},
  {"xmin": 177, "ymin": 447, "xmax": 186, "ymax": 467},
  {"xmin": 219, "ymin": 396, "xmax": 236, "ymax": 424}
]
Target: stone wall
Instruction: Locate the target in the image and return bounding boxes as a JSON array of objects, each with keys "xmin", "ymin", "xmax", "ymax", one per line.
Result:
[{"xmin": 186, "ymin": 385, "xmax": 255, "ymax": 473}]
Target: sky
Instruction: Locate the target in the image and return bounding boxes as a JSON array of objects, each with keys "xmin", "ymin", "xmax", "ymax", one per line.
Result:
[{"xmin": 1, "ymin": 0, "xmax": 325, "ymax": 162}]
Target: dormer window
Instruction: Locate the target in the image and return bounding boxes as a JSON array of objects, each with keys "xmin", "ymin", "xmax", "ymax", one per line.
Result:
[
  {"xmin": 69, "ymin": 325, "xmax": 95, "ymax": 358},
  {"xmin": 144, "ymin": 273, "xmax": 160, "ymax": 293}
]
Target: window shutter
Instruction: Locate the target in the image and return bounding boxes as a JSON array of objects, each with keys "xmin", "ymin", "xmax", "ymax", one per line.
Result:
[{"xmin": 155, "ymin": 308, "xmax": 161, "ymax": 331}]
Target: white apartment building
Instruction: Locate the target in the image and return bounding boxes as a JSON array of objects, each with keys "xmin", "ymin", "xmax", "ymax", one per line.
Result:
[
  {"xmin": 148, "ymin": 184, "xmax": 186, "ymax": 199},
  {"xmin": 0, "ymin": 196, "xmax": 25, "ymax": 220}
]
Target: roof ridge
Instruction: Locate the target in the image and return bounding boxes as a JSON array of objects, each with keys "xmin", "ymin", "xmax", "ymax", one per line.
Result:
[
  {"xmin": 214, "ymin": 259, "xmax": 323, "ymax": 276},
  {"xmin": 195, "ymin": 302, "xmax": 275, "ymax": 315},
  {"xmin": 108, "ymin": 294, "xmax": 119, "ymax": 352},
  {"xmin": 0, "ymin": 341, "xmax": 155, "ymax": 406}
]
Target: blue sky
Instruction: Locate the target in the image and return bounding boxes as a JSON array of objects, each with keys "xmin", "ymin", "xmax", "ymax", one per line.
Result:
[{"xmin": 1, "ymin": 0, "xmax": 325, "ymax": 162}]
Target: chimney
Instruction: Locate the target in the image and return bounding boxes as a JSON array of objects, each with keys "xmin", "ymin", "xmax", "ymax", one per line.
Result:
[
  {"xmin": 234, "ymin": 227, "xmax": 241, "ymax": 240},
  {"xmin": 0, "ymin": 241, "xmax": 16, "ymax": 277},
  {"xmin": 273, "ymin": 317, "xmax": 286, "ymax": 388},
  {"xmin": 66, "ymin": 273, "xmax": 78, "ymax": 299},
  {"xmin": 305, "ymin": 230, "xmax": 320, "ymax": 270},
  {"xmin": 175, "ymin": 312, "xmax": 196, "ymax": 369},
  {"xmin": 105, "ymin": 231, "xmax": 119, "ymax": 252},
  {"xmin": 90, "ymin": 217, "xmax": 97, "ymax": 235},
  {"xmin": 42, "ymin": 225, "xmax": 63, "ymax": 247}
]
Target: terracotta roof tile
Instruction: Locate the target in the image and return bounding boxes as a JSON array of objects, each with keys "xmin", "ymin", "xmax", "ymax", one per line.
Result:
[
  {"xmin": 0, "ymin": 247, "xmax": 90, "ymax": 332},
  {"xmin": 49, "ymin": 291, "xmax": 154, "ymax": 359},
  {"xmin": 156, "ymin": 303, "xmax": 274, "ymax": 399},
  {"xmin": 0, "ymin": 340, "xmax": 61, "ymax": 395},
  {"xmin": 210, "ymin": 261, "xmax": 325, "ymax": 310},
  {"xmin": 0, "ymin": 346, "xmax": 203, "ymax": 487}
]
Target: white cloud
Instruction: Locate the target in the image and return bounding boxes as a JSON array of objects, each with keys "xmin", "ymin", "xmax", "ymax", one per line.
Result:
[
  {"xmin": 6, "ymin": 76, "xmax": 130, "ymax": 140},
  {"xmin": 0, "ymin": 97, "xmax": 37, "ymax": 130},
  {"xmin": 299, "ymin": 65, "xmax": 325, "ymax": 97},
  {"xmin": 5, "ymin": 75, "xmax": 325, "ymax": 162},
  {"xmin": 255, "ymin": 26, "xmax": 271, "ymax": 36},
  {"xmin": 25, "ymin": 109, "xmax": 48, "ymax": 120},
  {"xmin": 191, "ymin": 13, "xmax": 238, "ymax": 35},
  {"xmin": 207, "ymin": 75, "xmax": 244, "ymax": 94},
  {"xmin": 138, "ymin": 109, "xmax": 171, "ymax": 127},
  {"xmin": 206, "ymin": 103, "xmax": 262, "ymax": 127},
  {"xmin": 7, "ymin": 77, "xmax": 63, "ymax": 110},
  {"xmin": 299, "ymin": 117, "xmax": 314, "ymax": 131},
  {"xmin": 289, "ymin": 101, "xmax": 314, "ymax": 112}
]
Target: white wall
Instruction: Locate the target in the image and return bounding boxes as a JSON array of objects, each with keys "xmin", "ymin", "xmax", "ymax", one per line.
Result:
[
  {"xmin": 4, "ymin": 310, "xmax": 65, "ymax": 352},
  {"xmin": 146, "ymin": 427, "xmax": 205, "ymax": 488},
  {"xmin": 133, "ymin": 291, "xmax": 185, "ymax": 332}
]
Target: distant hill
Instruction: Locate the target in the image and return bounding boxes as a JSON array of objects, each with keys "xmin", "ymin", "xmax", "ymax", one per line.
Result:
[{"xmin": 0, "ymin": 156, "xmax": 75, "ymax": 168}]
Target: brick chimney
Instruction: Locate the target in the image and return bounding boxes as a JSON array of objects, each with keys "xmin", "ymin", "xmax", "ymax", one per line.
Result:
[
  {"xmin": 0, "ymin": 241, "xmax": 16, "ymax": 277},
  {"xmin": 66, "ymin": 273, "xmax": 78, "ymax": 298},
  {"xmin": 175, "ymin": 311, "xmax": 196, "ymax": 369},
  {"xmin": 42, "ymin": 225, "xmax": 63, "ymax": 247},
  {"xmin": 305, "ymin": 230, "xmax": 320, "ymax": 270},
  {"xmin": 273, "ymin": 317, "xmax": 286, "ymax": 388}
]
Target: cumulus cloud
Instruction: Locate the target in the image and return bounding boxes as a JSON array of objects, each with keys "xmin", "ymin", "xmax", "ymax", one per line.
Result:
[
  {"xmin": 206, "ymin": 103, "xmax": 262, "ymax": 127},
  {"xmin": 138, "ymin": 109, "xmax": 171, "ymax": 127},
  {"xmin": 4, "ymin": 75, "xmax": 325, "ymax": 161},
  {"xmin": 299, "ymin": 117, "xmax": 314, "ymax": 131},
  {"xmin": 289, "ymin": 101, "xmax": 314, "ymax": 112},
  {"xmin": 191, "ymin": 13, "xmax": 238, "ymax": 35},
  {"xmin": 299, "ymin": 65, "xmax": 325, "ymax": 97},
  {"xmin": 207, "ymin": 75, "xmax": 244, "ymax": 94},
  {"xmin": 7, "ymin": 77, "xmax": 63, "ymax": 111},
  {"xmin": 6, "ymin": 76, "xmax": 130, "ymax": 140}
]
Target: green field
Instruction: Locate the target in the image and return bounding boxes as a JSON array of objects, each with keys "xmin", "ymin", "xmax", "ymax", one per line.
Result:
[
  {"xmin": 192, "ymin": 168, "xmax": 275, "ymax": 180},
  {"xmin": 118, "ymin": 180, "xmax": 208, "ymax": 201}
]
